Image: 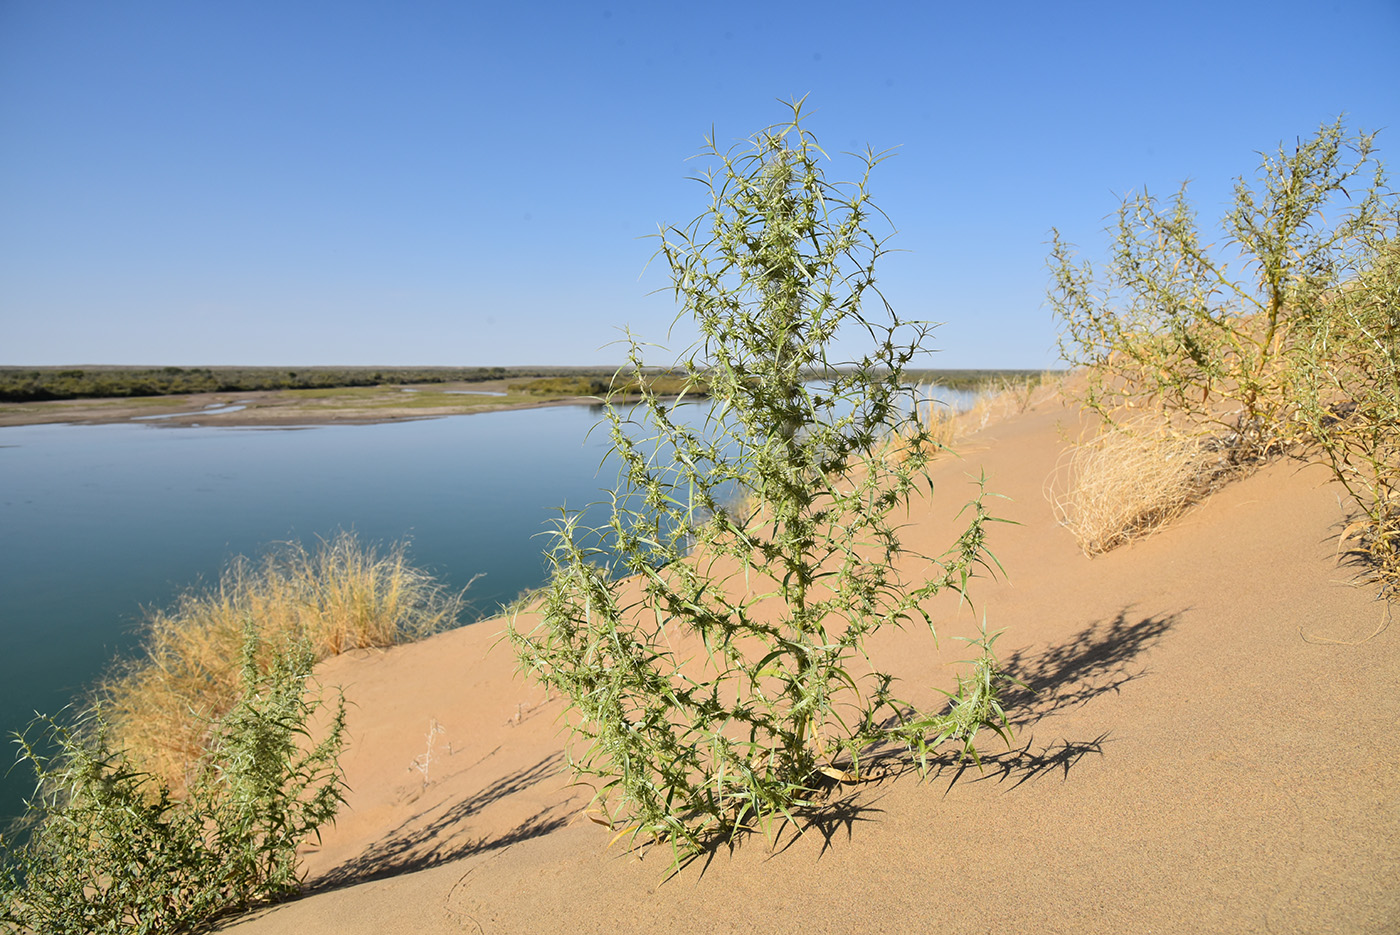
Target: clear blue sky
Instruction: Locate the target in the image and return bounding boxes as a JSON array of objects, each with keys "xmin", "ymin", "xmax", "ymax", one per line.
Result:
[{"xmin": 3, "ymin": 0, "xmax": 1397, "ymax": 369}]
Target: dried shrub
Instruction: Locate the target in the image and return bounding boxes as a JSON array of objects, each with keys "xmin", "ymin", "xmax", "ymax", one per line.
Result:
[
  {"xmin": 959, "ymin": 373, "xmax": 1062, "ymax": 434},
  {"xmin": 99, "ymin": 532, "xmax": 463, "ymax": 792},
  {"xmin": 1294, "ymin": 237, "xmax": 1400, "ymax": 589},
  {"xmin": 1049, "ymin": 118, "xmax": 1393, "ymax": 462},
  {"xmin": 1051, "ymin": 417, "xmax": 1224, "ymax": 555},
  {"xmin": 1049, "ymin": 120, "xmax": 1399, "ymax": 569},
  {"xmin": 881, "ymin": 397, "xmax": 957, "ymax": 465}
]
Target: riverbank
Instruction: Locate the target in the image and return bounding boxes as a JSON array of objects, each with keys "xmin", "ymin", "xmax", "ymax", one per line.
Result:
[
  {"xmin": 0, "ymin": 402, "xmax": 669, "ymax": 828},
  {"xmin": 217, "ymin": 390, "xmax": 1399, "ymax": 934},
  {"xmin": 0, "ymin": 380, "xmax": 609, "ymax": 428},
  {"xmin": 0, "ymin": 371, "xmax": 1047, "ymax": 429}
]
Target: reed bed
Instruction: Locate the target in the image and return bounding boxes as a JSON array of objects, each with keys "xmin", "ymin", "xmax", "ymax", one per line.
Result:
[{"xmin": 98, "ymin": 533, "xmax": 464, "ymax": 792}]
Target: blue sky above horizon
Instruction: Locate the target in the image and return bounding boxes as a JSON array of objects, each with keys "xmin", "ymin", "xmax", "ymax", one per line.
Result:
[{"xmin": 3, "ymin": 1, "xmax": 1397, "ymax": 369}]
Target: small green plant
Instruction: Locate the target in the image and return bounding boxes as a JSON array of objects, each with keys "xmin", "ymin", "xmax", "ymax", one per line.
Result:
[
  {"xmin": 1049, "ymin": 118, "xmax": 1393, "ymax": 462},
  {"xmin": 408, "ymin": 718, "xmax": 449, "ymax": 790},
  {"xmin": 0, "ymin": 628, "xmax": 346, "ymax": 934},
  {"xmin": 509, "ymin": 101, "xmax": 1013, "ymax": 858}
]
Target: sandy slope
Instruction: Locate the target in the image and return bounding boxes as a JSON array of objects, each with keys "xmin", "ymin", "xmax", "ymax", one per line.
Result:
[{"xmin": 220, "ymin": 397, "xmax": 1399, "ymax": 934}]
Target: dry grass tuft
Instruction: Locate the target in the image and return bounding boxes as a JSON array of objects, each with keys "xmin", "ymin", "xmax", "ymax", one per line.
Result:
[
  {"xmin": 882, "ymin": 373, "xmax": 1070, "ymax": 464},
  {"xmin": 958, "ymin": 372, "xmax": 1066, "ymax": 434},
  {"xmin": 881, "ymin": 399, "xmax": 957, "ymax": 465},
  {"xmin": 1049, "ymin": 417, "xmax": 1225, "ymax": 555},
  {"xmin": 99, "ymin": 532, "xmax": 465, "ymax": 792}
]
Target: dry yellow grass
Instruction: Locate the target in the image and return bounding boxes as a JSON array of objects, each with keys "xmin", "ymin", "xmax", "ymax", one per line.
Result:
[
  {"xmin": 957, "ymin": 372, "xmax": 1066, "ymax": 434},
  {"xmin": 881, "ymin": 374, "xmax": 1071, "ymax": 464},
  {"xmin": 880, "ymin": 398, "xmax": 957, "ymax": 465},
  {"xmin": 99, "ymin": 533, "xmax": 465, "ymax": 792},
  {"xmin": 1049, "ymin": 416, "xmax": 1223, "ymax": 555}
]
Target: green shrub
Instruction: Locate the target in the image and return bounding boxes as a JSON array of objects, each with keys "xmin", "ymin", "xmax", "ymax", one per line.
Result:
[
  {"xmin": 507, "ymin": 376, "xmax": 613, "ymax": 396},
  {"xmin": 509, "ymin": 101, "xmax": 1013, "ymax": 858},
  {"xmin": 0, "ymin": 366, "xmax": 516, "ymax": 402},
  {"xmin": 0, "ymin": 629, "xmax": 346, "ymax": 934},
  {"xmin": 1049, "ymin": 119, "xmax": 1400, "ymax": 577},
  {"xmin": 1293, "ymin": 236, "xmax": 1400, "ymax": 589},
  {"xmin": 1049, "ymin": 118, "xmax": 1394, "ymax": 462},
  {"xmin": 506, "ymin": 372, "xmax": 710, "ymax": 398}
]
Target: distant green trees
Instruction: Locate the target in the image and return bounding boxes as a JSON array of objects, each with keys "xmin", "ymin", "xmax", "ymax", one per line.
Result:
[
  {"xmin": 0, "ymin": 365, "xmax": 1051, "ymax": 405},
  {"xmin": 0, "ymin": 366, "xmax": 509, "ymax": 402},
  {"xmin": 507, "ymin": 372, "xmax": 708, "ymax": 397}
]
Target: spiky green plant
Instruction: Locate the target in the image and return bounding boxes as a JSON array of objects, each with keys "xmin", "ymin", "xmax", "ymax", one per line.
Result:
[
  {"xmin": 1293, "ymin": 235, "xmax": 1400, "ymax": 589},
  {"xmin": 1048, "ymin": 119, "xmax": 1400, "ymax": 571},
  {"xmin": 1050, "ymin": 118, "xmax": 1393, "ymax": 461},
  {"xmin": 0, "ymin": 627, "xmax": 345, "ymax": 934},
  {"xmin": 509, "ymin": 101, "xmax": 1012, "ymax": 857}
]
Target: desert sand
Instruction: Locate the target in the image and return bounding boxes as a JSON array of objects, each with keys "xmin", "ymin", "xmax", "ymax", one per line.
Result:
[{"xmin": 218, "ymin": 393, "xmax": 1399, "ymax": 934}]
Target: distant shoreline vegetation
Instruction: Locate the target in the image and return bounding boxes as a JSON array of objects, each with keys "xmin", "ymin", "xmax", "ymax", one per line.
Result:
[
  {"xmin": 507, "ymin": 371, "xmax": 707, "ymax": 397},
  {"xmin": 0, "ymin": 366, "xmax": 1059, "ymax": 403},
  {"xmin": 0, "ymin": 365, "xmax": 590, "ymax": 403},
  {"xmin": 898, "ymin": 369, "xmax": 1054, "ymax": 392}
]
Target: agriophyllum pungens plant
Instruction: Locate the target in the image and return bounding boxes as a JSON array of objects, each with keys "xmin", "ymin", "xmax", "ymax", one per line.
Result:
[
  {"xmin": 1049, "ymin": 119, "xmax": 1393, "ymax": 462},
  {"xmin": 0, "ymin": 627, "xmax": 346, "ymax": 934},
  {"xmin": 1048, "ymin": 119, "xmax": 1400, "ymax": 583},
  {"xmin": 509, "ymin": 102, "xmax": 1014, "ymax": 856}
]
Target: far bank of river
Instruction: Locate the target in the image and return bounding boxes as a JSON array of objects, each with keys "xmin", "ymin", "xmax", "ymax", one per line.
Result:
[{"xmin": 0, "ymin": 379, "xmax": 604, "ymax": 428}]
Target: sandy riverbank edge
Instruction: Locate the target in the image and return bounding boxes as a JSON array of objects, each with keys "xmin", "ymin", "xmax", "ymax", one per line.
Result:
[
  {"xmin": 0, "ymin": 381, "xmax": 611, "ymax": 428},
  {"xmin": 197, "ymin": 391, "xmax": 1400, "ymax": 934}
]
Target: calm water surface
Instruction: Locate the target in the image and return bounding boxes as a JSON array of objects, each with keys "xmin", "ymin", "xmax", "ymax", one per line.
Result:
[{"xmin": 0, "ymin": 403, "xmax": 675, "ymax": 821}]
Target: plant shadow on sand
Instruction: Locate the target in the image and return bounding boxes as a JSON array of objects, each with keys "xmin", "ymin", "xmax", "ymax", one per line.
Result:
[
  {"xmin": 948, "ymin": 607, "xmax": 1179, "ymax": 791},
  {"xmin": 690, "ymin": 608, "xmax": 1181, "ymax": 873},
  {"xmin": 996, "ymin": 608, "xmax": 1178, "ymax": 725},
  {"xmin": 310, "ymin": 609, "xmax": 1178, "ymax": 888},
  {"xmin": 892, "ymin": 608, "xmax": 1179, "ymax": 796},
  {"xmin": 310, "ymin": 753, "xmax": 572, "ymax": 893}
]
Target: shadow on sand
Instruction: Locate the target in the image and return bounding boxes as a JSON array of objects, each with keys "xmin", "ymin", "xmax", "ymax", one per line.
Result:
[
  {"xmin": 311, "ymin": 753, "xmax": 571, "ymax": 893},
  {"xmin": 684, "ymin": 607, "xmax": 1182, "ymax": 873},
  {"xmin": 953, "ymin": 607, "xmax": 1179, "ymax": 789},
  {"xmin": 310, "ymin": 607, "xmax": 1179, "ymax": 887},
  {"xmin": 998, "ymin": 607, "xmax": 1177, "ymax": 724}
]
